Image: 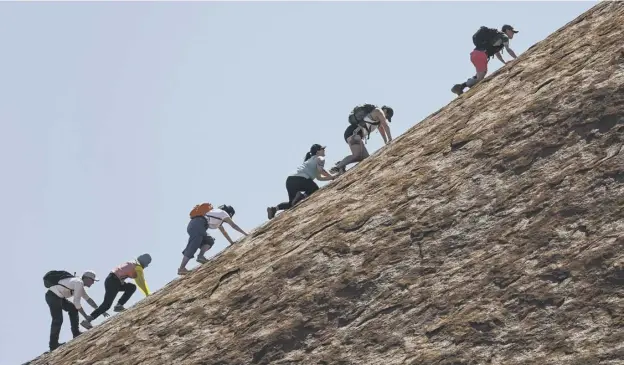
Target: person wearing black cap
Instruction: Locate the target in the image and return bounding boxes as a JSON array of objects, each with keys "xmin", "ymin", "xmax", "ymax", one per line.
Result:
[
  {"xmin": 178, "ymin": 204, "xmax": 248, "ymax": 275},
  {"xmin": 452, "ymin": 24, "xmax": 519, "ymax": 96},
  {"xmin": 330, "ymin": 104, "xmax": 393, "ymax": 175},
  {"xmin": 267, "ymin": 144, "xmax": 336, "ymax": 219}
]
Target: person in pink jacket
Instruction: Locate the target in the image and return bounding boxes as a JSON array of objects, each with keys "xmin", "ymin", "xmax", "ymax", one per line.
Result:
[{"xmin": 81, "ymin": 254, "xmax": 151, "ymax": 329}]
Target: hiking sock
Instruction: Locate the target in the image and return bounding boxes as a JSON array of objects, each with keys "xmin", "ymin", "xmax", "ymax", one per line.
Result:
[{"xmin": 466, "ymin": 77, "xmax": 478, "ymax": 87}]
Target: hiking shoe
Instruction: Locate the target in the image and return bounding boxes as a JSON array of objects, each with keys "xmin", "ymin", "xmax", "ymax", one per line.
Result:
[
  {"xmin": 50, "ymin": 342, "xmax": 65, "ymax": 352},
  {"xmin": 80, "ymin": 320, "xmax": 93, "ymax": 330},
  {"xmin": 178, "ymin": 268, "xmax": 191, "ymax": 276},
  {"xmin": 196, "ymin": 255, "xmax": 208, "ymax": 264},
  {"xmin": 267, "ymin": 206, "xmax": 277, "ymax": 220},
  {"xmin": 330, "ymin": 165, "xmax": 346, "ymax": 175},
  {"xmin": 451, "ymin": 84, "xmax": 464, "ymax": 95},
  {"xmin": 72, "ymin": 331, "xmax": 83, "ymax": 338},
  {"xmin": 114, "ymin": 305, "xmax": 126, "ymax": 312}
]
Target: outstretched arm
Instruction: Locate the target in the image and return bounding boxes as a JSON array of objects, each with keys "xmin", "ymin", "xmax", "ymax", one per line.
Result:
[
  {"xmin": 219, "ymin": 225, "xmax": 236, "ymax": 245},
  {"xmin": 317, "ymin": 170, "xmax": 336, "ymax": 181},
  {"xmin": 134, "ymin": 266, "xmax": 150, "ymax": 296},
  {"xmin": 505, "ymin": 45, "xmax": 517, "ymax": 59},
  {"xmin": 226, "ymin": 218, "xmax": 247, "ymax": 236},
  {"xmin": 496, "ymin": 51, "xmax": 506, "ymax": 64},
  {"xmin": 372, "ymin": 108, "xmax": 392, "ymax": 144},
  {"xmin": 86, "ymin": 298, "xmax": 98, "ymax": 310},
  {"xmin": 86, "ymin": 298, "xmax": 109, "ymax": 317},
  {"xmin": 316, "ymin": 160, "xmax": 336, "ymax": 181}
]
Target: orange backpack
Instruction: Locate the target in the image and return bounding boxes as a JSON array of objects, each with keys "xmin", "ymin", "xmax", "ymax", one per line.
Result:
[{"xmin": 190, "ymin": 203, "xmax": 213, "ymax": 218}]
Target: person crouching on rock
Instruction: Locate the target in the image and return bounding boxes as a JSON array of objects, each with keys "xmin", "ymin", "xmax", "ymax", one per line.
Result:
[
  {"xmin": 267, "ymin": 144, "xmax": 336, "ymax": 220},
  {"xmin": 178, "ymin": 204, "xmax": 248, "ymax": 275},
  {"xmin": 451, "ymin": 25, "xmax": 518, "ymax": 96},
  {"xmin": 82, "ymin": 254, "xmax": 152, "ymax": 329},
  {"xmin": 43, "ymin": 270, "xmax": 104, "ymax": 351},
  {"xmin": 330, "ymin": 104, "xmax": 393, "ymax": 175}
]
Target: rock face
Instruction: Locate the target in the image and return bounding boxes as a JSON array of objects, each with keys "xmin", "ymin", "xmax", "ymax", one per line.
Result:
[{"xmin": 27, "ymin": 2, "xmax": 624, "ymax": 365}]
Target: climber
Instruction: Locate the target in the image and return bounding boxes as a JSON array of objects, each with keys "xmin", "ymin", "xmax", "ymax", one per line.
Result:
[
  {"xmin": 267, "ymin": 144, "xmax": 336, "ymax": 219},
  {"xmin": 330, "ymin": 104, "xmax": 393, "ymax": 175},
  {"xmin": 82, "ymin": 254, "xmax": 152, "ymax": 329},
  {"xmin": 43, "ymin": 270, "xmax": 106, "ymax": 351},
  {"xmin": 178, "ymin": 204, "xmax": 248, "ymax": 275},
  {"xmin": 451, "ymin": 24, "xmax": 519, "ymax": 96}
]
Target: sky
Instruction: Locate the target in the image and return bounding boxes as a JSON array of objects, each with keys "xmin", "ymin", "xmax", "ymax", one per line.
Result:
[{"xmin": 0, "ymin": 1, "xmax": 597, "ymax": 364}]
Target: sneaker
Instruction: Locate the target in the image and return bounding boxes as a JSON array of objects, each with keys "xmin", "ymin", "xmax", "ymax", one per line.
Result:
[
  {"xmin": 80, "ymin": 320, "xmax": 93, "ymax": 330},
  {"xmin": 114, "ymin": 305, "xmax": 126, "ymax": 312},
  {"xmin": 178, "ymin": 268, "xmax": 191, "ymax": 276},
  {"xmin": 267, "ymin": 207, "xmax": 277, "ymax": 220},
  {"xmin": 451, "ymin": 84, "xmax": 464, "ymax": 96},
  {"xmin": 330, "ymin": 166, "xmax": 346, "ymax": 175},
  {"xmin": 196, "ymin": 255, "xmax": 208, "ymax": 264},
  {"xmin": 50, "ymin": 342, "xmax": 65, "ymax": 352}
]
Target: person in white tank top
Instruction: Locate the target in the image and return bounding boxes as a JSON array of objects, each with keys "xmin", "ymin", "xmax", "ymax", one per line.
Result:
[{"xmin": 331, "ymin": 105, "xmax": 393, "ymax": 175}]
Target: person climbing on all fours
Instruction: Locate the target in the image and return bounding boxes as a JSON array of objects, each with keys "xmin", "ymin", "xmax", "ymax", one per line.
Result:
[
  {"xmin": 267, "ymin": 144, "xmax": 336, "ymax": 220},
  {"xmin": 42, "ymin": 269, "xmax": 107, "ymax": 352},
  {"xmin": 452, "ymin": 24, "xmax": 519, "ymax": 96},
  {"xmin": 178, "ymin": 203, "xmax": 248, "ymax": 275},
  {"xmin": 82, "ymin": 254, "xmax": 152, "ymax": 330},
  {"xmin": 330, "ymin": 104, "xmax": 393, "ymax": 175}
]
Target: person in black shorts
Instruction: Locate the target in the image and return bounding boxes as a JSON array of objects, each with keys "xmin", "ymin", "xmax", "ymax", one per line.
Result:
[{"xmin": 331, "ymin": 105, "xmax": 393, "ymax": 175}]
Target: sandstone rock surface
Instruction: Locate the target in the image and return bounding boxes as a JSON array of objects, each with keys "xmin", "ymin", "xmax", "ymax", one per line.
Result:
[{"xmin": 27, "ymin": 2, "xmax": 624, "ymax": 365}]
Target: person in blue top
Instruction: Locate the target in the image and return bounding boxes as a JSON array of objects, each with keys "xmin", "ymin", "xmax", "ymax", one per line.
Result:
[{"xmin": 267, "ymin": 144, "xmax": 336, "ymax": 219}]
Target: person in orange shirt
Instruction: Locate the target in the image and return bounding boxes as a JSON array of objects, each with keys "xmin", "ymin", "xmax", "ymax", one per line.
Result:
[{"xmin": 81, "ymin": 254, "xmax": 151, "ymax": 329}]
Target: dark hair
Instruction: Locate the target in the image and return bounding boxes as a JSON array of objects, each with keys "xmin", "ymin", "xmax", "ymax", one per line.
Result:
[
  {"xmin": 304, "ymin": 144, "xmax": 325, "ymax": 162},
  {"xmin": 219, "ymin": 205, "xmax": 235, "ymax": 217},
  {"xmin": 381, "ymin": 106, "xmax": 394, "ymax": 122}
]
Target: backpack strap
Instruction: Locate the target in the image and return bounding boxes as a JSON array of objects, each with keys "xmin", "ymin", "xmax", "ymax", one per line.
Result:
[{"xmin": 204, "ymin": 214, "xmax": 226, "ymax": 227}]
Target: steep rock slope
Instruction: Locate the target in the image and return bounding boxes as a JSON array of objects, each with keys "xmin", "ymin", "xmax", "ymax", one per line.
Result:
[{"xmin": 28, "ymin": 2, "xmax": 624, "ymax": 365}]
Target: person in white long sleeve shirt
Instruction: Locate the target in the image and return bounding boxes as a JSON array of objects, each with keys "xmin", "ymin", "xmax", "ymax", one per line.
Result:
[{"xmin": 45, "ymin": 270, "xmax": 108, "ymax": 351}]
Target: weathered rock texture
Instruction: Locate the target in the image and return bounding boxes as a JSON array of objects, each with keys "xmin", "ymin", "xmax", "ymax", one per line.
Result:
[{"xmin": 28, "ymin": 2, "xmax": 624, "ymax": 365}]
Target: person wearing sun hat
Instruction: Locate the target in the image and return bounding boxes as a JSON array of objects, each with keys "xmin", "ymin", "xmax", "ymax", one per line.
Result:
[
  {"xmin": 82, "ymin": 254, "xmax": 152, "ymax": 329},
  {"xmin": 451, "ymin": 24, "xmax": 519, "ymax": 96},
  {"xmin": 44, "ymin": 269, "xmax": 105, "ymax": 351},
  {"xmin": 267, "ymin": 143, "xmax": 336, "ymax": 219}
]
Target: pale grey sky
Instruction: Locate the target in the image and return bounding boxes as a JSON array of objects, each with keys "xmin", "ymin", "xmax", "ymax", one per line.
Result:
[{"xmin": 0, "ymin": 2, "xmax": 597, "ymax": 364}]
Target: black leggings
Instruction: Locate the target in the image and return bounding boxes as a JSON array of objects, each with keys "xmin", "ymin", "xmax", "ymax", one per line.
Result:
[
  {"xmin": 90, "ymin": 273, "xmax": 136, "ymax": 320},
  {"xmin": 277, "ymin": 176, "xmax": 319, "ymax": 210}
]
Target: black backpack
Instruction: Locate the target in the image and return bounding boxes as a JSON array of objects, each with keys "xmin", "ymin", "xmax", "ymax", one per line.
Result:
[
  {"xmin": 472, "ymin": 26, "xmax": 505, "ymax": 55},
  {"xmin": 43, "ymin": 270, "xmax": 75, "ymax": 289},
  {"xmin": 348, "ymin": 104, "xmax": 379, "ymax": 138}
]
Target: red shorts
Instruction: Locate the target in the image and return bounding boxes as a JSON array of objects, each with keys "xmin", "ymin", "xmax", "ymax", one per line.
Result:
[{"xmin": 470, "ymin": 50, "xmax": 488, "ymax": 73}]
